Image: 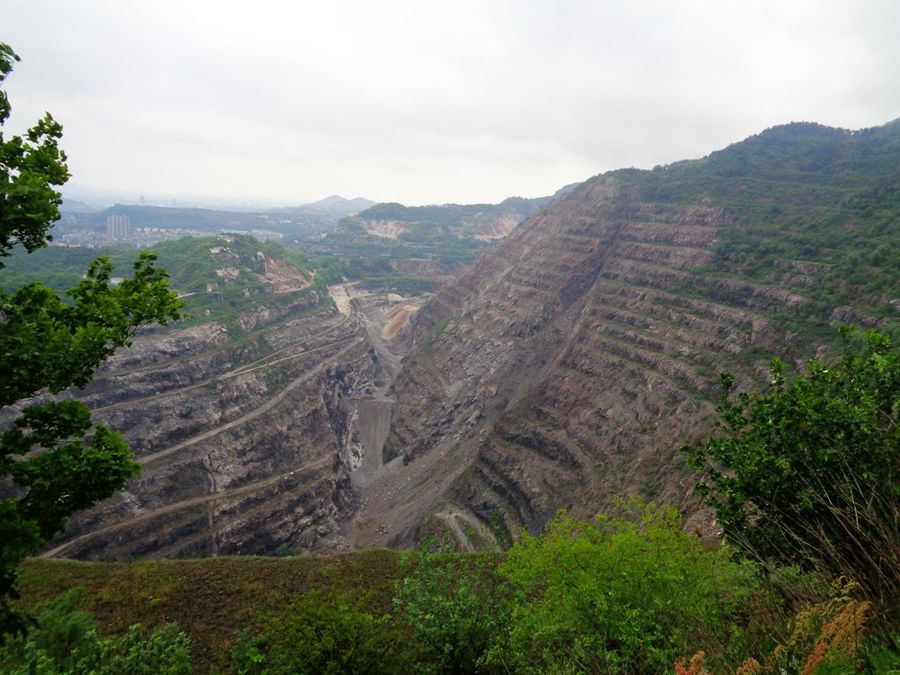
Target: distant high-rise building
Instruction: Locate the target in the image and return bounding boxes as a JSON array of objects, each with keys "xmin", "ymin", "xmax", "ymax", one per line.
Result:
[{"xmin": 106, "ymin": 214, "xmax": 131, "ymax": 238}]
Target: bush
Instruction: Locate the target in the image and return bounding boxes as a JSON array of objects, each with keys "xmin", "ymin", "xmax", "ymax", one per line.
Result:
[
  {"xmin": 677, "ymin": 578, "xmax": 879, "ymax": 674},
  {"xmin": 0, "ymin": 588, "xmax": 192, "ymax": 674},
  {"xmin": 486, "ymin": 503, "xmax": 760, "ymax": 674},
  {"xmin": 393, "ymin": 549, "xmax": 509, "ymax": 674},
  {"xmin": 682, "ymin": 328, "xmax": 900, "ymax": 621},
  {"xmin": 250, "ymin": 589, "xmax": 409, "ymax": 674}
]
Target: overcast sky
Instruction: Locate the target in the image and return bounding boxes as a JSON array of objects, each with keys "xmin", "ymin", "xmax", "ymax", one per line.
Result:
[{"xmin": 4, "ymin": 1, "xmax": 899, "ymax": 206}]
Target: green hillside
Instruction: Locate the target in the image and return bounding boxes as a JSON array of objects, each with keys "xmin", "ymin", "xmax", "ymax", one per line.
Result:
[
  {"xmin": 351, "ymin": 196, "xmax": 547, "ymax": 231},
  {"xmin": 615, "ymin": 120, "xmax": 900, "ymax": 339},
  {"xmin": 299, "ymin": 194, "xmax": 559, "ymax": 271},
  {"xmin": 0, "ymin": 235, "xmax": 326, "ymax": 327}
]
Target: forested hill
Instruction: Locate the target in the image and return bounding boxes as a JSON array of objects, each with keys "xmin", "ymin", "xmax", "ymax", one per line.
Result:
[
  {"xmin": 0, "ymin": 235, "xmax": 326, "ymax": 328},
  {"xmin": 616, "ymin": 119, "xmax": 900, "ymax": 336},
  {"xmin": 336, "ymin": 186, "xmax": 579, "ymax": 244}
]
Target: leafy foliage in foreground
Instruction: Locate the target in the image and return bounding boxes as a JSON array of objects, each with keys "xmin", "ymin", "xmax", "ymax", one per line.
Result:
[
  {"xmin": 678, "ymin": 578, "xmax": 873, "ymax": 675},
  {"xmin": 488, "ymin": 505, "xmax": 760, "ymax": 674},
  {"xmin": 394, "ymin": 550, "xmax": 508, "ymax": 674},
  {"xmin": 0, "ymin": 42, "xmax": 182, "ymax": 637},
  {"xmin": 236, "ymin": 590, "xmax": 411, "ymax": 675},
  {"xmin": 17, "ymin": 530, "xmax": 898, "ymax": 673},
  {"xmin": 0, "ymin": 44, "xmax": 69, "ymax": 262},
  {"xmin": 0, "ymin": 588, "xmax": 191, "ymax": 674},
  {"xmin": 683, "ymin": 328, "xmax": 900, "ymax": 619}
]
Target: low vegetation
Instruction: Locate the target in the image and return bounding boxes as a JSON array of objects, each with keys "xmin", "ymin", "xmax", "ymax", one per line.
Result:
[
  {"xmin": 8, "ymin": 329, "xmax": 896, "ymax": 673},
  {"xmin": 0, "ymin": 588, "xmax": 191, "ymax": 674},
  {"xmin": 13, "ymin": 513, "xmax": 893, "ymax": 673}
]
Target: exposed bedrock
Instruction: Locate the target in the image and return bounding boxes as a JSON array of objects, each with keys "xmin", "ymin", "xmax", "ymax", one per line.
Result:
[
  {"xmin": 42, "ymin": 299, "xmax": 379, "ymax": 560},
  {"xmin": 378, "ymin": 176, "xmax": 802, "ymax": 548},
  {"xmin": 37, "ymin": 165, "xmax": 879, "ymax": 558}
]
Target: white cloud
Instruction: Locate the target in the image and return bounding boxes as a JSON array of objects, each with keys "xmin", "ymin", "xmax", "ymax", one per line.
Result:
[{"xmin": 4, "ymin": 0, "xmax": 898, "ymax": 205}]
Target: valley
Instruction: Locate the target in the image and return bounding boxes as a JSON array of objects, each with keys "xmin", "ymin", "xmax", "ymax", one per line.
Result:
[
  {"xmin": 4, "ymin": 12, "xmax": 900, "ymax": 671},
  {"xmin": 36, "ymin": 270, "xmax": 433, "ymax": 559},
  {"xmin": 5, "ymin": 119, "xmax": 898, "ymax": 562}
]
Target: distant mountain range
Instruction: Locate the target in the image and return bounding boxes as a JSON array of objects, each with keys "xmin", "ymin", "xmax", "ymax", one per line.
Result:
[
  {"xmin": 57, "ymin": 191, "xmax": 578, "ymax": 243},
  {"xmin": 301, "ymin": 195, "xmax": 377, "ymax": 213},
  {"xmin": 58, "ymin": 195, "xmax": 378, "ymax": 237}
]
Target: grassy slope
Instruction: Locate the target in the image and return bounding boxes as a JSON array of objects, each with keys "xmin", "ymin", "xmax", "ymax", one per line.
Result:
[{"xmin": 18, "ymin": 552, "xmax": 418, "ymax": 673}]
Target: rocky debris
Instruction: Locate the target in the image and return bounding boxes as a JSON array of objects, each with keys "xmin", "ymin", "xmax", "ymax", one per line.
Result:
[
  {"xmin": 260, "ymin": 255, "xmax": 310, "ymax": 294},
  {"xmin": 357, "ymin": 219, "xmax": 408, "ymax": 239}
]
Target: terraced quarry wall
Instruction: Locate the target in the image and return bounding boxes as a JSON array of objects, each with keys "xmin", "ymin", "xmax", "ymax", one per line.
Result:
[
  {"xmin": 377, "ymin": 174, "xmax": 852, "ymax": 549},
  {"xmin": 20, "ymin": 122, "xmax": 899, "ymax": 560},
  {"xmin": 37, "ymin": 299, "xmax": 377, "ymax": 560}
]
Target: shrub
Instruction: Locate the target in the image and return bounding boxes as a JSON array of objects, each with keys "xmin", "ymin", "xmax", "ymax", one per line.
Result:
[
  {"xmin": 677, "ymin": 579, "xmax": 877, "ymax": 674},
  {"xmin": 0, "ymin": 587, "xmax": 192, "ymax": 674},
  {"xmin": 682, "ymin": 328, "xmax": 900, "ymax": 621},
  {"xmin": 393, "ymin": 549, "xmax": 509, "ymax": 674},
  {"xmin": 486, "ymin": 503, "xmax": 759, "ymax": 674},
  {"xmin": 253, "ymin": 589, "xmax": 409, "ymax": 674}
]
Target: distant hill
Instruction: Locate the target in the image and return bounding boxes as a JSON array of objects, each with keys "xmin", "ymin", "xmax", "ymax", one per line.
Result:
[
  {"xmin": 103, "ymin": 205, "xmax": 273, "ymax": 231},
  {"xmin": 301, "ymin": 195, "xmax": 376, "ymax": 214},
  {"xmin": 58, "ymin": 202, "xmax": 354, "ymax": 238},
  {"xmin": 57, "ymin": 196, "xmax": 378, "ymax": 237},
  {"xmin": 343, "ymin": 194, "xmax": 557, "ymax": 241},
  {"xmin": 59, "ymin": 198, "xmax": 96, "ymax": 213},
  {"xmin": 302, "ymin": 186, "xmax": 580, "ymax": 271}
]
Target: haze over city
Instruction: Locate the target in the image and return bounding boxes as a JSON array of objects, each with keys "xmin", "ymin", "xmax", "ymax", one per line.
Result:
[{"xmin": 5, "ymin": 0, "xmax": 899, "ymax": 206}]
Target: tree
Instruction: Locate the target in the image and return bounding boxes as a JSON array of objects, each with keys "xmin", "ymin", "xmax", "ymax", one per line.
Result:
[
  {"xmin": 393, "ymin": 549, "xmax": 508, "ymax": 674},
  {"xmin": 0, "ymin": 43, "xmax": 182, "ymax": 637},
  {"xmin": 247, "ymin": 590, "xmax": 410, "ymax": 674},
  {"xmin": 0, "ymin": 44, "xmax": 68, "ymax": 261},
  {"xmin": 682, "ymin": 328, "xmax": 899, "ymax": 618}
]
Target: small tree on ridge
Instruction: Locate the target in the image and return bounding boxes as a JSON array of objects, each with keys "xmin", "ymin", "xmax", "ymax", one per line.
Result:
[{"xmin": 682, "ymin": 327, "xmax": 899, "ymax": 620}]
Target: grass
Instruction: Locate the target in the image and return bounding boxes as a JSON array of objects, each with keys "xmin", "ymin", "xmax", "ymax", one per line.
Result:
[{"xmin": 17, "ymin": 551, "xmax": 418, "ymax": 672}]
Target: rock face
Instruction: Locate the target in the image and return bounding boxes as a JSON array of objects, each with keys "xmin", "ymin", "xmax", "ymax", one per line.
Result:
[
  {"xmin": 351, "ymin": 178, "xmax": 805, "ymax": 549},
  {"xmin": 350, "ymin": 121, "xmax": 900, "ymax": 550},
  {"xmin": 38, "ymin": 276, "xmax": 437, "ymax": 560},
  {"xmin": 41, "ymin": 293, "xmax": 377, "ymax": 559}
]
